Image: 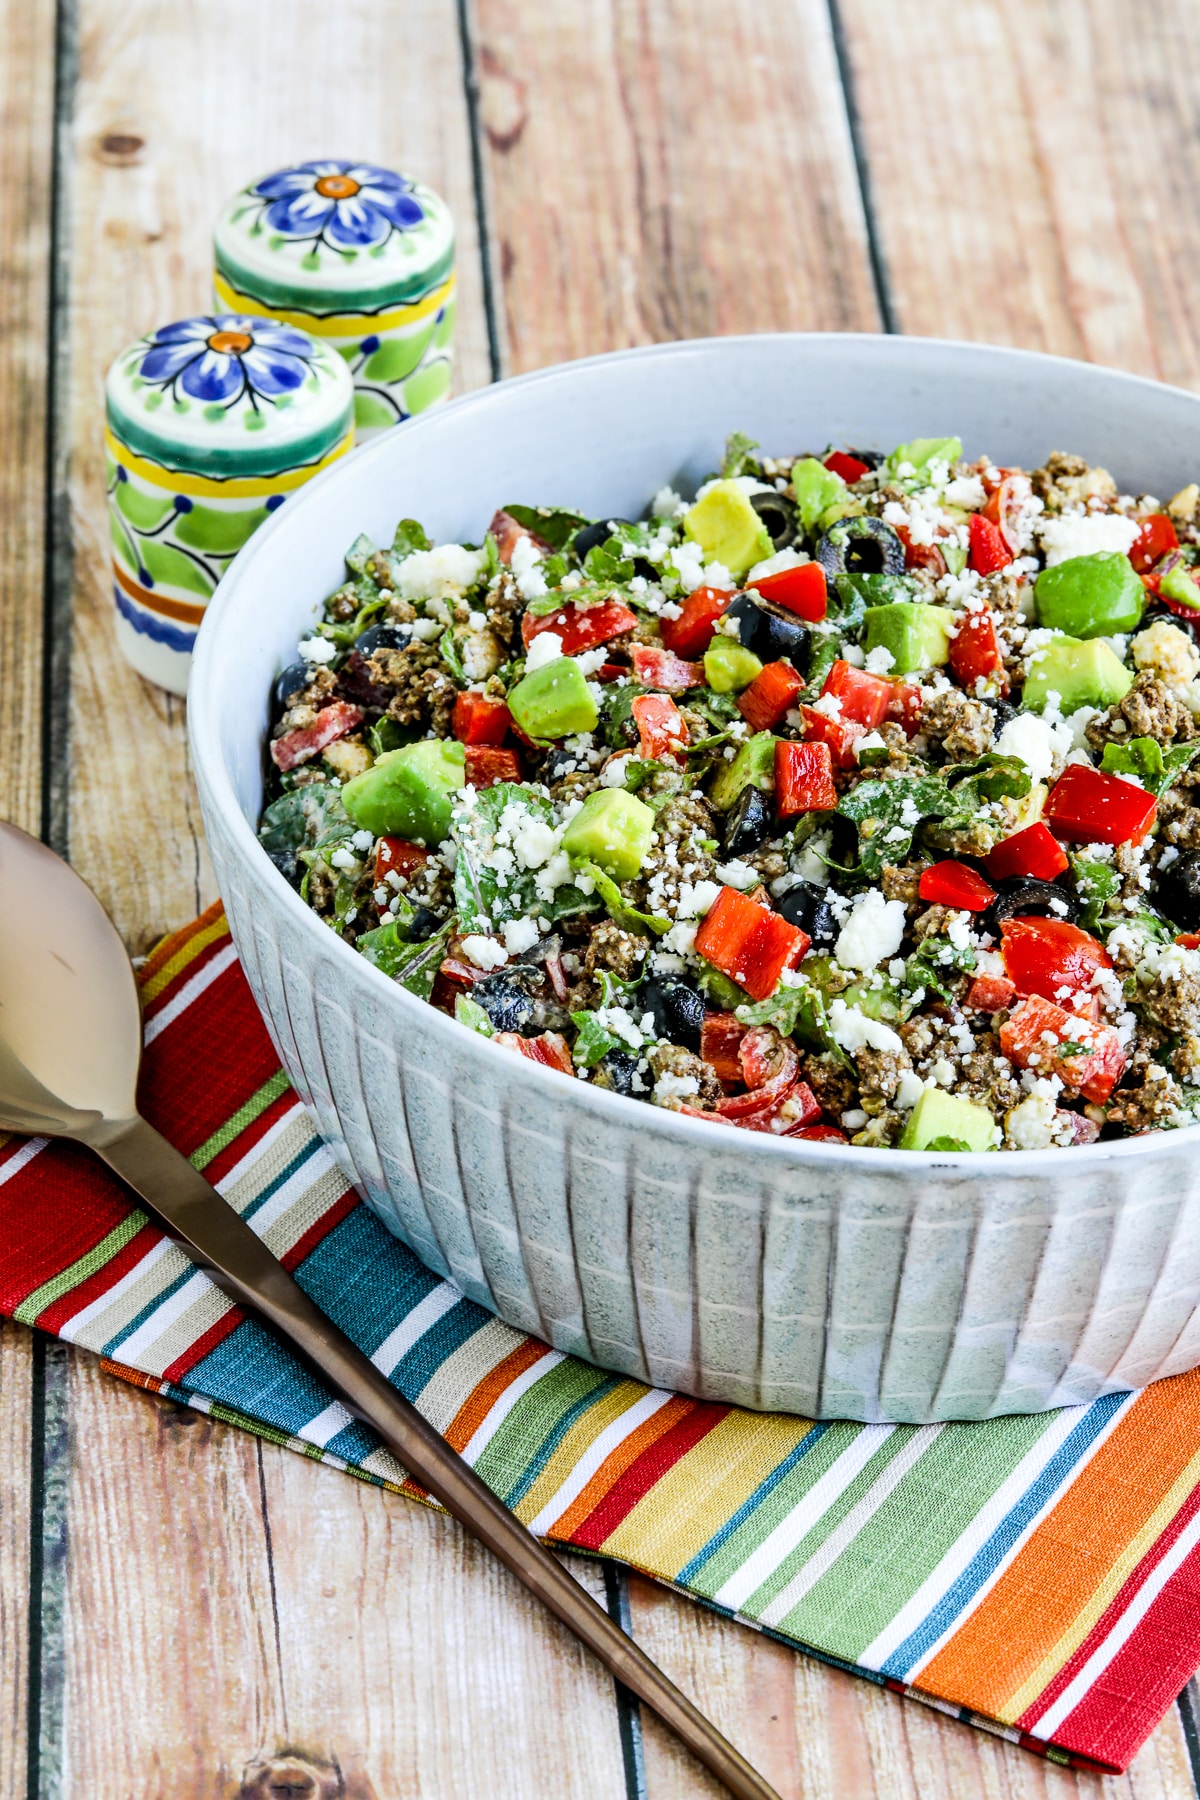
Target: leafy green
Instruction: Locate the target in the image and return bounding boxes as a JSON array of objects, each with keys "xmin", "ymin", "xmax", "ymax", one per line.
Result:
[
  {"xmin": 1100, "ymin": 735, "xmax": 1200, "ymax": 797},
  {"xmin": 258, "ymin": 784, "xmax": 349, "ymax": 856},
  {"xmin": 582, "ymin": 540, "xmax": 636, "ymax": 587},
  {"xmin": 834, "ymin": 571, "xmax": 920, "ymax": 609},
  {"xmin": 721, "ymin": 431, "xmax": 761, "ymax": 480},
  {"xmin": 369, "ymin": 716, "xmax": 419, "ymax": 758},
  {"xmin": 503, "ymin": 504, "xmax": 589, "ymax": 552},
  {"xmin": 837, "ymin": 759, "xmax": 1030, "ymax": 879},
  {"xmin": 570, "ymin": 1011, "xmax": 631, "ymax": 1068},
  {"xmin": 1070, "ymin": 853, "xmax": 1123, "ymax": 931},
  {"xmin": 392, "ymin": 518, "xmax": 432, "ymax": 559},
  {"xmin": 885, "ymin": 437, "xmax": 963, "ymax": 481},
  {"xmin": 735, "ymin": 976, "xmax": 852, "ymax": 1068},
  {"xmin": 901, "ymin": 935, "xmax": 976, "ymax": 1008},
  {"xmin": 439, "ymin": 628, "xmax": 466, "ymax": 684},
  {"xmin": 452, "ymin": 781, "xmax": 594, "ymax": 931},
  {"xmin": 600, "ymin": 681, "xmax": 648, "ymax": 749},
  {"xmin": 345, "ymin": 532, "xmax": 377, "ymax": 576},
  {"xmin": 358, "ymin": 916, "xmax": 454, "ymax": 1001},
  {"xmin": 455, "ymin": 993, "xmax": 495, "ymax": 1037},
  {"xmin": 925, "ymin": 1136, "xmax": 971, "ymax": 1153},
  {"xmin": 698, "ymin": 961, "xmax": 747, "ymax": 1011},
  {"xmin": 573, "ymin": 860, "xmax": 670, "ymax": 937}
]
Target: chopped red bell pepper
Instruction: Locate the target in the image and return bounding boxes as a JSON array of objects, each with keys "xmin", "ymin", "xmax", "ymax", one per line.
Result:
[
  {"xmin": 1129, "ymin": 512, "xmax": 1179, "ymax": 574},
  {"xmin": 452, "ymin": 690, "xmax": 512, "ymax": 746},
  {"xmin": 374, "ymin": 836, "xmax": 431, "ymax": 883},
  {"xmin": 700, "ymin": 1013, "xmax": 746, "ymax": 1085},
  {"xmin": 775, "ymin": 740, "xmax": 838, "ymax": 817},
  {"xmin": 886, "ymin": 682, "xmax": 923, "ymax": 737},
  {"xmin": 631, "ymin": 692, "xmax": 688, "ymax": 759},
  {"xmin": 694, "ymin": 887, "xmax": 811, "ymax": 1002},
  {"xmin": 1178, "ymin": 933, "xmax": 1200, "ymax": 950},
  {"xmin": 999, "ymin": 995, "xmax": 1125, "ymax": 1103},
  {"xmin": 824, "ymin": 451, "xmax": 871, "ymax": 484},
  {"xmin": 629, "ymin": 642, "xmax": 705, "ymax": 692},
  {"xmin": 967, "ymin": 513, "xmax": 1014, "ymax": 575},
  {"xmin": 820, "ymin": 660, "xmax": 893, "ymax": 728},
  {"xmin": 522, "ymin": 597, "xmax": 638, "ymax": 655},
  {"xmin": 1044, "ymin": 764, "xmax": 1157, "ymax": 846},
  {"xmin": 966, "ymin": 973, "xmax": 1017, "ymax": 1012},
  {"xmin": 659, "ymin": 585, "xmax": 733, "ymax": 658},
  {"xmin": 494, "ymin": 1030, "xmax": 574, "ymax": 1075},
  {"xmin": 488, "ymin": 508, "xmax": 552, "ymax": 563},
  {"xmin": 269, "ymin": 701, "xmax": 364, "ymax": 772},
  {"xmin": 981, "ymin": 473, "xmax": 1031, "ymax": 555},
  {"xmin": 917, "ymin": 860, "xmax": 996, "ymax": 912},
  {"xmin": 465, "ymin": 746, "xmax": 523, "ymax": 788},
  {"xmin": 785, "ymin": 1123, "xmax": 849, "ymax": 1142},
  {"xmin": 750, "ymin": 561, "xmax": 828, "ymax": 623},
  {"xmin": 985, "ymin": 821, "xmax": 1068, "ymax": 883},
  {"xmin": 999, "ymin": 916, "xmax": 1111, "ymax": 1013},
  {"xmin": 738, "ymin": 660, "xmax": 804, "ymax": 732},
  {"xmin": 894, "ymin": 523, "xmax": 948, "ymax": 579},
  {"xmin": 716, "ymin": 1028, "xmax": 799, "ymax": 1116},
  {"xmin": 948, "ymin": 605, "xmax": 1007, "ymax": 692},
  {"xmin": 799, "ymin": 704, "xmax": 866, "ymax": 769}
]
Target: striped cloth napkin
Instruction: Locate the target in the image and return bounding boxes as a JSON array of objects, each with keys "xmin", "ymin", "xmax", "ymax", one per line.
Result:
[{"xmin": 2, "ymin": 905, "xmax": 1199, "ymax": 1774}]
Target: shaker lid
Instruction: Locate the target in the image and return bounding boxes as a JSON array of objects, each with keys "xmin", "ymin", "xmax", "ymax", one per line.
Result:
[
  {"xmin": 213, "ymin": 160, "xmax": 455, "ymax": 316},
  {"xmin": 105, "ymin": 314, "xmax": 355, "ymax": 477}
]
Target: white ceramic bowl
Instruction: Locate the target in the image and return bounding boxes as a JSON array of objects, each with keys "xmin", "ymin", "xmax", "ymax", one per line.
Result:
[{"xmin": 190, "ymin": 333, "xmax": 1200, "ymax": 1423}]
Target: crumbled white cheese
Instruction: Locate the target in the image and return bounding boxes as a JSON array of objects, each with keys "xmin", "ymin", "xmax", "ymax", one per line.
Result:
[
  {"xmin": 855, "ymin": 731, "xmax": 886, "ymax": 761},
  {"xmin": 895, "ymin": 1071, "xmax": 926, "ymax": 1111},
  {"xmin": 653, "ymin": 1071, "xmax": 701, "ymax": 1104},
  {"xmin": 1036, "ymin": 513, "xmax": 1140, "ymax": 566},
  {"xmin": 676, "ymin": 879, "xmax": 722, "ymax": 920},
  {"xmin": 595, "ymin": 1005, "xmax": 649, "ymax": 1051},
  {"xmin": 574, "ymin": 646, "xmax": 609, "ymax": 676},
  {"xmin": 993, "ymin": 710, "xmax": 1072, "ymax": 783},
  {"xmin": 1005, "ymin": 1089, "xmax": 1058, "ymax": 1150},
  {"xmin": 408, "ymin": 618, "xmax": 443, "ymax": 643},
  {"xmin": 834, "ymin": 888, "xmax": 907, "ymax": 972},
  {"xmin": 397, "ymin": 543, "xmax": 487, "ymax": 602},
  {"xmin": 501, "ymin": 916, "xmax": 540, "ymax": 956},
  {"xmin": 329, "ymin": 846, "xmax": 360, "ymax": 871},
  {"xmin": 826, "ymin": 997, "xmax": 905, "ymax": 1054},
  {"xmin": 460, "ymin": 935, "xmax": 508, "ymax": 971},
  {"xmin": 599, "ymin": 753, "xmax": 632, "ymax": 789},
  {"xmin": 510, "ymin": 533, "xmax": 548, "ymax": 600},
  {"xmin": 350, "ymin": 829, "xmax": 374, "ymax": 853},
  {"xmin": 864, "ymin": 644, "xmax": 896, "ymax": 674},
  {"xmin": 297, "ymin": 636, "xmax": 337, "ymax": 665},
  {"xmin": 525, "ymin": 630, "xmax": 564, "ymax": 671},
  {"xmin": 748, "ymin": 546, "xmax": 810, "ymax": 584},
  {"xmin": 651, "ymin": 485, "xmax": 688, "ymax": 519},
  {"xmin": 1132, "ymin": 618, "xmax": 1200, "ymax": 691},
  {"xmin": 714, "ymin": 859, "xmax": 758, "ymax": 890}
]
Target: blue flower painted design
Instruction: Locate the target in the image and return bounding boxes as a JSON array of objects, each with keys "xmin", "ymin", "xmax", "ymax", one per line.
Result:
[
  {"xmin": 138, "ymin": 315, "xmax": 316, "ymax": 408},
  {"xmin": 251, "ymin": 160, "xmax": 425, "ymax": 252}
]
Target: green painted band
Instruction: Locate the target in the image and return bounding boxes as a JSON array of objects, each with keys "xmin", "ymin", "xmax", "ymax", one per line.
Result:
[
  {"xmin": 104, "ymin": 392, "xmax": 354, "ymax": 479},
  {"xmin": 213, "ymin": 238, "xmax": 455, "ymax": 314}
]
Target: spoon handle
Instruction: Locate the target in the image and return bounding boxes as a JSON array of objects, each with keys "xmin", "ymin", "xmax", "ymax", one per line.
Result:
[{"xmin": 94, "ymin": 1114, "xmax": 780, "ymax": 1800}]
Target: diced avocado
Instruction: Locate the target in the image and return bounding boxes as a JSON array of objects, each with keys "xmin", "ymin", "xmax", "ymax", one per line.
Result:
[
  {"xmin": 1161, "ymin": 564, "xmax": 1200, "ymax": 611},
  {"xmin": 899, "ymin": 1088, "xmax": 996, "ymax": 1152},
  {"xmin": 704, "ymin": 637, "xmax": 764, "ymax": 693},
  {"xmin": 1034, "ymin": 552, "xmax": 1145, "ymax": 638},
  {"xmin": 862, "ymin": 601, "xmax": 954, "ymax": 674},
  {"xmin": 683, "ymin": 479, "xmax": 774, "ymax": 577},
  {"xmin": 341, "ymin": 739, "xmax": 465, "ymax": 844},
  {"xmin": 562, "ymin": 788, "xmax": 655, "ymax": 881},
  {"xmin": 1022, "ymin": 634, "xmax": 1133, "ymax": 713},
  {"xmin": 790, "ymin": 458, "xmax": 848, "ymax": 535},
  {"xmin": 508, "ymin": 656, "xmax": 599, "ymax": 740},
  {"xmin": 817, "ymin": 499, "xmax": 863, "ymax": 533},
  {"xmin": 709, "ymin": 731, "xmax": 777, "ymax": 810}
]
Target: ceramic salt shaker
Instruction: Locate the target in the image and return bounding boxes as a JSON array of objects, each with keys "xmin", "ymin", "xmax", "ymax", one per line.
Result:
[
  {"xmin": 212, "ymin": 160, "xmax": 456, "ymax": 438},
  {"xmin": 104, "ymin": 314, "xmax": 355, "ymax": 695}
]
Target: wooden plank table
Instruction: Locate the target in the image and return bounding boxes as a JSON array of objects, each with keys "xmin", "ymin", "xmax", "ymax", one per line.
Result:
[{"xmin": 3, "ymin": 1, "xmax": 1200, "ymax": 1793}]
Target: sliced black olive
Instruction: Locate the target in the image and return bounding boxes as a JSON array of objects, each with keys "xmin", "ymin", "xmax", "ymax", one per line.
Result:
[
  {"xmin": 335, "ymin": 648, "xmax": 391, "ymax": 710},
  {"xmin": 845, "ymin": 448, "xmax": 884, "ymax": 470},
  {"xmin": 751, "ymin": 491, "xmax": 797, "ymax": 549},
  {"xmin": 814, "ymin": 515, "xmax": 906, "ymax": 578},
  {"xmin": 471, "ymin": 965, "xmax": 542, "ymax": 1035},
  {"xmin": 266, "ymin": 847, "xmax": 304, "ymax": 891},
  {"xmin": 987, "ymin": 698, "xmax": 1020, "ymax": 731},
  {"xmin": 984, "ymin": 876, "xmax": 1079, "ymax": 932},
  {"xmin": 407, "ymin": 905, "xmax": 442, "ymax": 943},
  {"xmin": 272, "ymin": 660, "xmax": 312, "ymax": 718},
  {"xmin": 638, "ymin": 977, "xmax": 705, "ymax": 1051},
  {"xmin": 574, "ymin": 517, "xmax": 633, "ymax": 558},
  {"xmin": 724, "ymin": 786, "xmax": 773, "ymax": 858},
  {"xmin": 354, "ymin": 622, "xmax": 410, "ymax": 658},
  {"xmin": 593, "ymin": 1049, "xmax": 641, "ymax": 1095},
  {"xmin": 775, "ymin": 880, "xmax": 841, "ymax": 948},
  {"xmin": 726, "ymin": 592, "xmax": 811, "ymax": 669},
  {"xmin": 539, "ymin": 745, "xmax": 585, "ymax": 785},
  {"xmin": 1153, "ymin": 849, "xmax": 1200, "ymax": 932}
]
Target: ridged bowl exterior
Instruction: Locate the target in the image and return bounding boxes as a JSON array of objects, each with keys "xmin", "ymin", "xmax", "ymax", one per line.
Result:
[{"xmin": 191, "ymin": 334, "xmax": 1200, "ymax": 1421}]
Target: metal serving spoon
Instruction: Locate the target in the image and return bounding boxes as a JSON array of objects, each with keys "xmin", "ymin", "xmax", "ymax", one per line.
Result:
[{"xmin": 0, "ymin": 821, "xmax": 779, "ymax": 1800}]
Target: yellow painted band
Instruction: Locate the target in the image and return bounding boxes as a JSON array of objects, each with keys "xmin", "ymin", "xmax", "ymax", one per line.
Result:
[
  {"xmin": 213, "ymin": 268, "xmax": 456, "ymax": 337},
  {"xmin": 105, "ymin": 426, "xmax": 353, "ymax": 498}
]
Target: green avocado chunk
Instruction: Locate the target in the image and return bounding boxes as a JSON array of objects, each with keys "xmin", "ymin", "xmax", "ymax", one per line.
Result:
[
  {"xmin": 1161, "ymin": 565, "xmax": 1200, "ymax": 611},
  {"xmin": 341, "ymin": 739, "xmax": 466, "ymax": 844},
  {"xmin": 562, "ymin": 787, "xmax": 655, "ymax": 881},
  {"xmin": 791, "ymin": 458, "xmax": 848, "ymax": 535},
  {"xmin": 508, "ymin": 656, "xmax": 599, "ymax": 740},
  {"xmin": 1034, "ymin": 552, "xmax": 1145, "ymax": 638},
  {"xmin": 862, "ymin": 601, "xmax": 954, "ymax": 674},
  {"xmin": 709, "ymin": 731, "xmax": 777, "ymax": 811},
  {"xmin": 683, "ymin": 480, "xmax": 774, "ymax": 577},
  {"xmin": 1022, "ymin": 635, "xmax": 1134, "ymax": 713},
  {"xmin": 703, "ymin": 637, "xmax": 764, "ymax": 693},
  {"xmin": 899, "ymin": 1088, "xmax": 996, "ymax": 1152}
]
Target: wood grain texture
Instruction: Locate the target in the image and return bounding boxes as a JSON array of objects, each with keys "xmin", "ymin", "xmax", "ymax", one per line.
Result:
[
  {"xmin": 471, "ymin": 0, "xmax": 881, "ymax": 375},
  {"xmin": 836, "ymin": 0, "xmax": 1200, "ymax": 386},
  {"xmin": 626, "ymin": 1572, "xmax": 1198, "ymax": 1800},
  {"xmin": 63, "ymin": 0, "xmax": 491, "ymax": 947},
  {"xmin": 0, "ymin": 1322, "xmax": 34, "ymax": 1800}
]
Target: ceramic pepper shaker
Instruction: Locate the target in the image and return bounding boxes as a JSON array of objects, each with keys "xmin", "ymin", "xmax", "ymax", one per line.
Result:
[
  {"xmin": 105, "ymin": 313, "xmax": 355, "ymax": 695},
  {"xmin": 212, "ymin": 160, "xmax": 456, "ymax": 438}
]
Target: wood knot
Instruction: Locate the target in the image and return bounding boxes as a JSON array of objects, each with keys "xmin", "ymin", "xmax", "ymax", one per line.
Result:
[
  {"xmin": 237, "ymin": 1751, "xmax": 344, "ymax": 1800},
  {"xmin": 97, "ymin": 132, "xmax": 145, "ymax": 165}
]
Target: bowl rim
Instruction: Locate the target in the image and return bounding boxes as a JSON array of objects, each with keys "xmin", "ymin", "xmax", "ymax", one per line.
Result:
[{"xmin": 189, "ymin": 328, "xmax": 1200, "ymax": 1174}]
